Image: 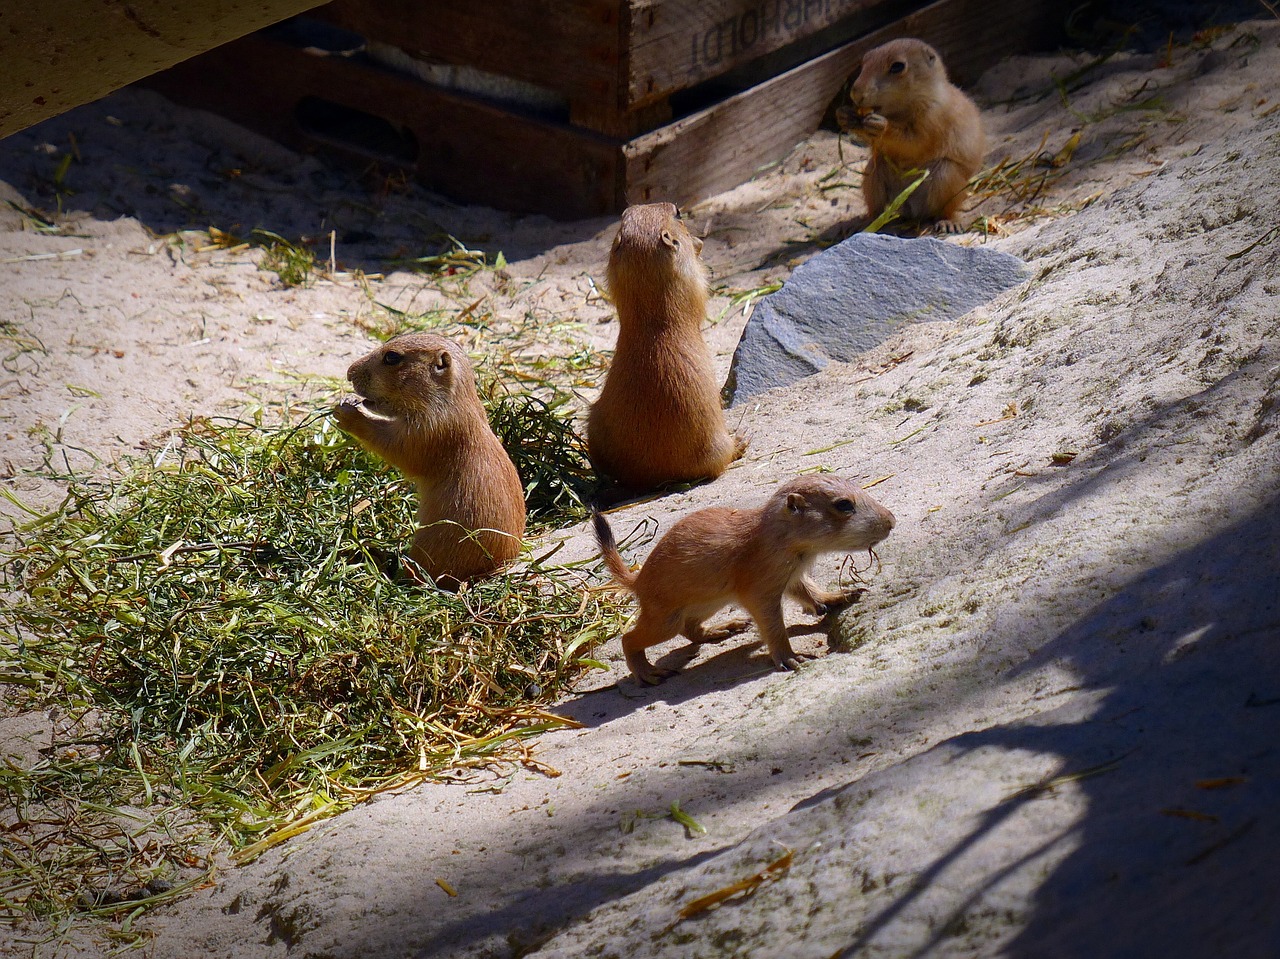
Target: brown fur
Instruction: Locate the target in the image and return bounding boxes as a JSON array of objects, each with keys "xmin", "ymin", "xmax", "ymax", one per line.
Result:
[
  {"xmin": 587, "ymin": 202, "xmax": 746, "ymax": 490},
  {"xmin": 334, "ymin": 333, "xmax": 526, "ymax": 588},
  {"xmin": 594, "ymin": 475, "xmax": 896, "ymax": 684},
  {"xmin": 837, "ymin": 38, "xmax": 986, "ymax": 233}
]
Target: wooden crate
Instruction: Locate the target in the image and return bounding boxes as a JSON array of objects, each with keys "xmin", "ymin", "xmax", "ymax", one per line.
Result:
[
  {"xmin": 145, "ymin": 0, "xmax": 1061, "ymax": 219},
  {"xmin": 315, "ymin": 0, "xmax": 908, "ymax": 136}
]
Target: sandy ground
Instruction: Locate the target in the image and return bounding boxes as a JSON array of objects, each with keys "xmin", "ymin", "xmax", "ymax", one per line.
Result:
[{"xmin": 2, "ymin": 16, "xmax": 1278, "ymax": 959}]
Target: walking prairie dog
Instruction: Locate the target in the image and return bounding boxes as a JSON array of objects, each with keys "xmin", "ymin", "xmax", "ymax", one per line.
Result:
[
  {"xmin": 594, "ymin": 475, "xmax": 896, "ymax": 685},
  {"xmin": 837, "ymin": 38, "xmax": 986, "ymax": 233},
  {"xmin": 335, "ymin": 333, "xmax": 526, "ymax": 588},
  {"xmin": 587, "ymin": 202, "xmax": 746, "ymax": 490}
]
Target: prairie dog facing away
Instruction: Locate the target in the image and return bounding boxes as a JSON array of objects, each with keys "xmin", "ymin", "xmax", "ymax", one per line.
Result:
[
  {"xmin": 335, "ymin": 332, "xmax": 526, "ymax": 588},
  {"xmin": 587, "ymin": 201, "xmax": 746, "ymax": 491},
  {"xmin": 837, "ymin": 38, "xmax": 986, "ymax": 233},
  {"xmin": 594, "ymin": 474, "xmax": 896, "ymax": 685}
]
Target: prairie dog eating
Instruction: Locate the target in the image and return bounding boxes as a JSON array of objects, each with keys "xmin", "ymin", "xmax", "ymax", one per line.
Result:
[
  {"xmin": 838, "ymin": 38, "xmax": 986, "ymax": 233},
  {"xmin": 335, "ymin": 333, "xmax": 526, "ymax": 587}
]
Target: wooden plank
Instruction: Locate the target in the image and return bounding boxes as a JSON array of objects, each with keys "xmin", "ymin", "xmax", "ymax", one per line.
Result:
[
  {"xmin": 315, "ymin": 0, "xmax": 915, "ymax": 111},
  {"xmin": 316, "ymin": 0, "xmax": 623, "ymax": 104},
  {"xmin": 571, "ymin": 99, "xmax": 673, "ymax": 139},
  {"xmin": 0, "ymin": 0, "xmax": 322, "ymax": 139},
  {"xmin": 145, "ymin": 34, "xmax": 625, "ymax": 220},
  {"xmin": 142, "ymin": 0, "xmax": 1061, "ymax": 217},
  {"xmin": 626, "ymin": 0, "xmax": 892, "ymax": 106},
  {"xmin": 624, "ymin": 0, "xmax": 1061, "ymax": 206}
]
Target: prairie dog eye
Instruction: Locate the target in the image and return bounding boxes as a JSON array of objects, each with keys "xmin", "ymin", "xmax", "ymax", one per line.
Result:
[
  {"xmin": 889, "ymin": 60, "xmax": 906, "ymax": 74},
  {"xmin": 382, "ymin": 350, "xmax": 403, "ymax": 366},
  {"xmin": 834, "ymin": 498, "xmax": 856, "ymax": 514}
]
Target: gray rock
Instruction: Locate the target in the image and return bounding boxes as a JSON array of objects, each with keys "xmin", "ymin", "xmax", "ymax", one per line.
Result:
[{"xmin": 724, "ymin": 233, "xmax": 1031, "ymax": 405}]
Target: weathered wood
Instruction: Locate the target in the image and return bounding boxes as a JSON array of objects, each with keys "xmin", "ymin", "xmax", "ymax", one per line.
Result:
[
  {"xmin": 317, "ymin": 0, "xmax": 624, "ymax": 103},
  {"xmin": 141, "ymin": 0, "xmax": 1059, "ymax": 217},
  {"xmin": 571, "ymin": 99, "xmax": 673, "ymax": 139},
  {"xmin": 315, "ymin": 0, "xmax": 908, "ymax": 111},
  {"xmin": 626, "ymin": 0, "xmax": 887, "ymax": 105},
  {"xmin": 0, "ymin": 0, "xmax": 321, "ymax": 140},
  {"xmin": 145, "ymin": 33, "xmax": 625, "ymax": 220},
  {"xmin": 625, "ymin": 0, "xmax": 1061, "ymax": 207}
]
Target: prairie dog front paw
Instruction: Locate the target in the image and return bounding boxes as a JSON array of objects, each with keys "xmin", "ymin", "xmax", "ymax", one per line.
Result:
[
  {"xmin": 334, "ymin": 394, "xmax": 363, "ymax": 421},
  {"xmin": 837, "ymin": 105, "xmax": 888, "ymax": 140},
  {"xmin": 859, "ymin": 112, "xmax": 889, "ymax": 137}
]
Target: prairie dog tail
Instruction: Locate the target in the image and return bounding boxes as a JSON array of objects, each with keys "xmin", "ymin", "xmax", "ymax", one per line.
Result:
[{"xmin": 592, "ymin": 510, "xmax": 638, "ymax": 589}]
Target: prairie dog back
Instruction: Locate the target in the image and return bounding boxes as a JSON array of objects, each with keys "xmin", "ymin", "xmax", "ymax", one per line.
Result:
[{"xmin": 587, "ymin": 202, "xmax": 746, "ymax": 490}]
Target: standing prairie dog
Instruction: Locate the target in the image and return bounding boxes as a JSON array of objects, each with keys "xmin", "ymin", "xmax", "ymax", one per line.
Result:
[
  {"xmin": 587, "ymin": 202, "xmax": 746, "ymax": 490},
  {"xmin": 594, "ymin": 475, "xmax": 896, "ymax": 685},
  {"xmin": 335, "ymin": 333, "xmax": 526, "ymax": 588},
  {"xmin": 837, "ymin": 38, "xmax": 986, "ymax": 233}
]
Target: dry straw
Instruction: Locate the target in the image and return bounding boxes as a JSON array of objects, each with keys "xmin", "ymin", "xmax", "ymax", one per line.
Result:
[{"xmin": 0, "ymin": 366, "xmax": 619, "ymax": 934}]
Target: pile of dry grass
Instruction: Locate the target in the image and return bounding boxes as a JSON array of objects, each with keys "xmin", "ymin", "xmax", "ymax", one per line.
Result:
[{"xmin": 0, "ymin": 376, "xmax": 619, "ymax": 936}]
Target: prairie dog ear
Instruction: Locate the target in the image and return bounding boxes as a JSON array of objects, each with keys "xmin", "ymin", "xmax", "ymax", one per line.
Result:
[
  {"xmin": 787, "ymin": 492, "xmax": 806, "ymax": 513},
  {"xmin": 434, "ymin": 350, "xmax": 452, "ymax": 372},
  {"xmin": 660, "ymin": 229, "xmax": 679, "ymax": 250},
  {"xmin": 691, "ymin": 234, "xmax": 704, "ymax": 256}
]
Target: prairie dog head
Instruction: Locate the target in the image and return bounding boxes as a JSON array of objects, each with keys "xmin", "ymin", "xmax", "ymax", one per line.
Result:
[
  {"xmin": 606, "ymin": 202, "xmax": 708, "ymax": 307},
  {"xmin": 346, "ymin": 332, "xmax": 482, "ymax": 424},
  {"xmin": 767, "ymin": 474, "xmax": 896, "ymax": 554},
  {"xmin": 850, "ymin": 38, "xmax": 947, "ymax": 119}
]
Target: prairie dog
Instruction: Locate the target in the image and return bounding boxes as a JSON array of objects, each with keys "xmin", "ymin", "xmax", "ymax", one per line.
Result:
[
  {"xmin": 587, "ymin": 202, "xmax": 746, "ymax": 490},
  {"xmin": 594, "ymin": 475, "xmax": 896, "ymax": 685},
  {"xmin": 837, "ymin": 38, "xmax": 986, "ymax": 233},
  {"xmin": 335, "ymin": 333, "xmax": 526, "ymax": 588}
]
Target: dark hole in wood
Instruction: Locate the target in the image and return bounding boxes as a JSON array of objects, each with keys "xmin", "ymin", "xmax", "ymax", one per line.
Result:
[
  {"xmin": 263, "ymin": 17, "xmax": 365, "ymax": 56},
  {"xmin": 294, "ymin": 96, "xmax": 419, "ymax": 165}
]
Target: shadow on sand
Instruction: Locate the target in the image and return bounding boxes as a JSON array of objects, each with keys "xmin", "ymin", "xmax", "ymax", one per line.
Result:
[
  {"xmin": 829, "ymin": 489, "xmax": 1280, "ymax": 958},
  {"xmin": 0, "ymin": 87, "xmax": 610, "ymax": 273}
]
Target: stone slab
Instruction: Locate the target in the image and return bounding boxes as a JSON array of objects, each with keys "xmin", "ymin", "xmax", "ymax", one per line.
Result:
[{"xmin": 725, "ymin": 233, "xmax": 1031, "ymax": 405}]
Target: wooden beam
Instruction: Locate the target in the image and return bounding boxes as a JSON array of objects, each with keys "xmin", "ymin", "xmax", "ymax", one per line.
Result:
[
  {"xmin": 627, "ymin": 0, "xmax": 887, "ymax": 105},
  {"xmin": 146, "ymin": 34, "xmax": 625, "ymax": 220},
  {"xmin": 0, "ymin": 0, "xmax": 323, "ymax": 140},
  {"xmin": 135, "ymin": 0, "xmax": 1062, "ymax": 217},
  {"xmin": 317, "ymin": 0, "xmax": 624, "ymax": 105}
]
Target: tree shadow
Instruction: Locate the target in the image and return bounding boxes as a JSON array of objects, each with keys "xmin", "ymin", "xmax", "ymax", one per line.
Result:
[
  {"xmin": 999, "ymin": 364, "xmax": 1268, "ymax": 539},
  {"xmin": 831, "ymin": 489, "xmax": 1280, "ymax": 957},
  {"xmin": 365, "ymin": 849, "xmax": 729, "ymax": 959},
  {"xmin": 518, "ymin": 357, "xmax": 1277, "ymax": 955}
]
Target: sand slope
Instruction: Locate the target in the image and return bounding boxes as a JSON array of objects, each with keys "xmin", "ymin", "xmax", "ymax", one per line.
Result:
[{"xmin": 1, "ymin": 18, "xmax": 1277, "ymax": 959}]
